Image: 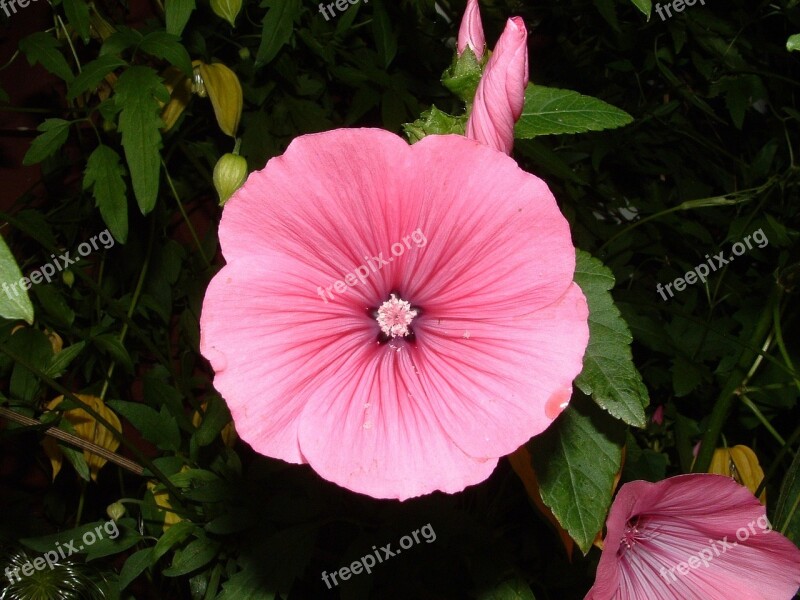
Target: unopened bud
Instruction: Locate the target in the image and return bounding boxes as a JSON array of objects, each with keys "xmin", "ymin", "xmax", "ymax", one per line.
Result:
[
  {"xmin": 106, "ymin": 501, "xmax": 126, "ymax": 521},
  {"xmin": 62, "ymin": 270, "xmax": 75, "ymax": 287},
  {"xmin": 213, "ymin": 153, "xmax": 248, "ymax": 206},
  {"xmin": 210, "ymin": 0, "xmax": 242, "ymax": 27}
]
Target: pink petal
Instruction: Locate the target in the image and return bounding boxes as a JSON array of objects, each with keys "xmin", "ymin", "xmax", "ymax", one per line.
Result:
[
  {"xmin": 466, "ymin": 16, "xmax": 529, "ymax": 155},
  {"xmin": 588, "ymin": 474, "xmax": 800, "ymax": 600},
  {"xmin": 457, "ymin": 0, "xmax": 486, "ymax": 59}
]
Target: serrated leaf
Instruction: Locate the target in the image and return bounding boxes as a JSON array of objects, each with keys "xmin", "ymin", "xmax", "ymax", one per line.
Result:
[
  {"xmin": 44, "ymin": 341, "xmax": 85, "ymax": 378},
  {"xmin": 19, "ymin": 32, "xmax": 74, "ymax": 82},
  {"xmin": 119, "ymin": 548, "xmax": 153, "ymax": 590},
  {"xmin": 515, "ymin": 85, "xmax": 633, "ymax": 138},
  {"xmin": 114, "ymin": 66, "xmax": 167, "ymax": 214},
  {"xmin": 530, "ymin": 394, "xmax": 625, "ymax": 554},
  {"xmin": 166, "ymin": 0, "xmax": 195, "ymax": 36},
  {"xmin": 138, "ymin": 32, "xmax": 192, "ymax": 76},
  {"xmin": 23, "ymin": 119, "xmax": 71, "ymax": 165},
  {"xmin": 629, "ymin": 0, "xmax": 651, "ymax": 18},
  {"xmin": 0, "ymin": 233, "xmax": 34, "ymax": 323},
  {"xmin": 217, "ymin": 560, "xmax": 276, "ymax": 600},
  {"xmin": 108, "ymin": 400, "xmax": 181, "ymax": 451},
  {"xmin": 788, "ymin": 34, "xmax": 800, "ymax": 52},
  {"xmin": 67, "ymin": 55, "xmax": 126, "ymax": 100},
  {"xmin": 775, "ymin": 448, "xmax": 800, "ymax": 545},
  {"xmin": 63, "ymin": 0, "xmax": 91, "ymax": 43},
  {"xmin": 255, "ymin": 0, "xmax": 300, "ymax": 67},
  {"xmin": 574, "ymin": 250, "xmax": 649, "ymax": 427},
  {"xmin": 84, "ymin": 145, "xmax": 128, "ymax": 243}
]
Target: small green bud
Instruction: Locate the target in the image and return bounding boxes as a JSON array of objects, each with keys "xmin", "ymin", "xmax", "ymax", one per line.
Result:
[
  {"xmin": 106, "ymin": 501, "xmax": 126, "ymax": 521},
  {"xmin": 210, "ymin": 0, "xmax": 242, "ymax": 27},
  {"xmin": 403, "ymin": 106, "xmax": 467, "ymax": 144},
  {"xmin": 442, "ymin": 46, "xmax": 485, "ymax": 103},
  {"xmin": 238, "ymin": 47, "xmax": 251, "ymax": 61},
  {"xmin": 214, "ymin": 153, "xmax": 248, "ymax": 206},
  {"xmin": 62, "ymin": 270, "xmax": 75, "ymax": 287}
]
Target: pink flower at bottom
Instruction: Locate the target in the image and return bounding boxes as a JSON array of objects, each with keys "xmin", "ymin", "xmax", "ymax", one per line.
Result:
[
  {"xmin": 587, "ymin": 474, "xmax": 800, "ymax": 600},
  {"xmin": 200, "ymin": 128, "xmax": 588, "ymax": 500}
]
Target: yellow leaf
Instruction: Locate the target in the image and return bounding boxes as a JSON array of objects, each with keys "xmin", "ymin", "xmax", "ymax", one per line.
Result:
[
  {"xmin": 708, "ymin": 445, "xmax": 767, "ymax": 504},
  {"xmin": 147, "ymin": 481, "xmax": 183, "ymax": 532},
  {"xmin": 43, "ymin": 394, "xmax": 122, "ymax": 482},
  {"xmin": 195, "ymin": 61, "xmax": 243, "ymax": 137},
  {"xmin": 160, "ymin": 67, "xmax": 193, "ymax": 132}
]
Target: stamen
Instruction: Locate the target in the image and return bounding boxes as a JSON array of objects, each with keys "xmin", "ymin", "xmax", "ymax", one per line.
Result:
[{"xmin": 376, "ymin": 294, "xmax": 417, "ymax": 338}]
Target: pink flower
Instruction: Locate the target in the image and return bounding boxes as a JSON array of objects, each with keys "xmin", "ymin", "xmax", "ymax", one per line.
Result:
[
  {"xmin": 457, "ymin": 0, "xmax": 485, "ymax": 59},
  {"xmin": 200, "ymin": 128, "xmax": 589, "ymax": 500},
  {"xmin": 586, "ymin": 474, "xmax": 800, "ymax": 600},
  {"xmin": 466, "ymin": 16, "xmax": 529, "ymax": 155}
]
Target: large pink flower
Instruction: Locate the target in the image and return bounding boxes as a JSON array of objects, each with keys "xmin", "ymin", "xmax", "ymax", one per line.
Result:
[
  {"xmin": 200, "ymin": 128, "xmax": 588, "ymax": 500},
  {"xmin": 457, "ymin": 0, "xmax": 485, "ymax": 59},
  {"xmin": 587, "ymin": 474, "xmax": 800, "ymax": 600},
  {"xmin": 466, "ymin": 16, "xmax": 529, "ymax": 155}
]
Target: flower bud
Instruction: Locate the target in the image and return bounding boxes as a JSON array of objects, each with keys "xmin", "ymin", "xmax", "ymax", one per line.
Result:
[
  {"xmin": 214, "ymin": 153, "xmax": 248, "ymax": 206},
  {"xmin": 210, "ymin": 0, "xmax": 242, "ymax": 27},
  {"xmin": 62, "ymin": 269, "xmax": 75, "ymax": 287},
  {"xmin": 106, "ymin": 501, "xmax": 126, "ymax": 521}
]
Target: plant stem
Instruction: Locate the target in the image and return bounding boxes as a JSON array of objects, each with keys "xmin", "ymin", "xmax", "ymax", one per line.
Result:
[
  {"xmin": 692, "ymin": 287, "xmax": 779, "ymax": 472},
  {"xmin": 162, "ymin": 160, "xmax": 211, "ymax": 268}
]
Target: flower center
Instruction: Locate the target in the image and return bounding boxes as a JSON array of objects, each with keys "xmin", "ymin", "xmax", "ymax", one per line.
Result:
[{"xmin": 376, "ymin": 294, "xmax": 417, "ymax": 338}]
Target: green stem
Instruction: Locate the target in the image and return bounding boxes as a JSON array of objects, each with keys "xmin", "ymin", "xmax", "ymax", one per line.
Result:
[
  {"xmin": 740, "ymin": 394, "xmax": 787, "ymax": 446},
  {"xmin": 75, "ymin": 479, "xmax": 87, "ymax": 527},
  {"xmin": 100, "ymin": 221, "xmax": 154, "ymax": 400},
  {"xmin": 162, "ymin": 160, "xmax": 211, "ymax": 269},
  {"xmin": 692, "ymin": 287, "xmax": 779, "ymax": 473},
  {"xmin": 755, "ymin": 422, "xmax": 800, "ymax": 499}
]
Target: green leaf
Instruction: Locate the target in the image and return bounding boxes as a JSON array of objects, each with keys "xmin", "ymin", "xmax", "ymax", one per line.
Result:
[
  {"xmin": 21, "ymin": 520, "xmax": 111, "ymax": 552},
  {"xmin": 163, "ymin": 537, "xmax": 219, "ymax": 577},
  {"xmin": 0, "ymin": 233, "xmax": 34, "ymax": 323},
  {"xmin": 138, "ymin": 31, "xmax": 193, "ymax": 76},
  {"xmin": 84, "ymin": 145, "xmax": 128, "ymax": 243},
  {"xmin": 774, "ymin": 447, "xmax": 800, "ymax": 545},
  {"xmin": 119, "ymin": 548, "xmax": 153, "ymax": 590},
  {"xmin": 108, "ymin": 400, "xmax": 181, "ymax": 451},
  {"xmin": 574, "ymin": 250, "xmax": 649, "ymax": 427},
  {"xmin": 478, "ymin": 576, "xmax": 537, "ymax": 599},
  {"xmin": 515, "ymin": 85, "xmax": 633, "ymax": 138},
  {"xmin": 23, "ymin": 119, "xmax": 71, "ymax": 166},
  {"xmin": 92, "ymin": 333, "xmax": 134, "ymax": 372},
  {"xmin": 629, "ymin": 0, "xmax": 651, "ymax": 18},
  {"xmin": 255, "ymin": 0, "xmax": 300, "ymax": 67},
  {"xmin": 166, "ymin": 0, "xmax": 195, "ymax": 36},
  {"xmin": 372, "ymin": 0, "xmax": 397, "ymax": 69},
  {"xmin": 530, "ymin": 394, "xmax": 625, "ymax": 554},
  {"xmin": 192, "ymin": 394, "xmax": 232, "ymax": 447},
  {"xmin": 85, "ymin": 520, "xmax": 142, "ymax": 560},
  {"xmin": 787, "ymin": 34, "xmax": 800, "ymax": 52},
  {"xmin": 67, "ymin": 55, "xmax": 127, "ymax": 100},
  {"xmin": 152, "ymin": 521, "xmax": 197, "ymax": 562},
  {"xmin": 18, "ymin": 32, "xmax": 74, "ymax": 82},
  {"xmin": 63, "ymin": 0, "xmax": 91, "ymax": 43},
  {"xmin": 217, "ymin": 560, "xmax": 276, "ymax": 600},
  {"xmin": 60, "ymin": 441, "xmax": 91, "ymax": 481},
  {"xmin": 114, "ymin": 66, "xmax": 167, "ymax": 214},
  {"xmin": 44, "ymin": 342, "xmax": 85, "ymax": 378},
  {"xmin": 8, "ymin": 328, "xmax": 53, "ymax": 403}
]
